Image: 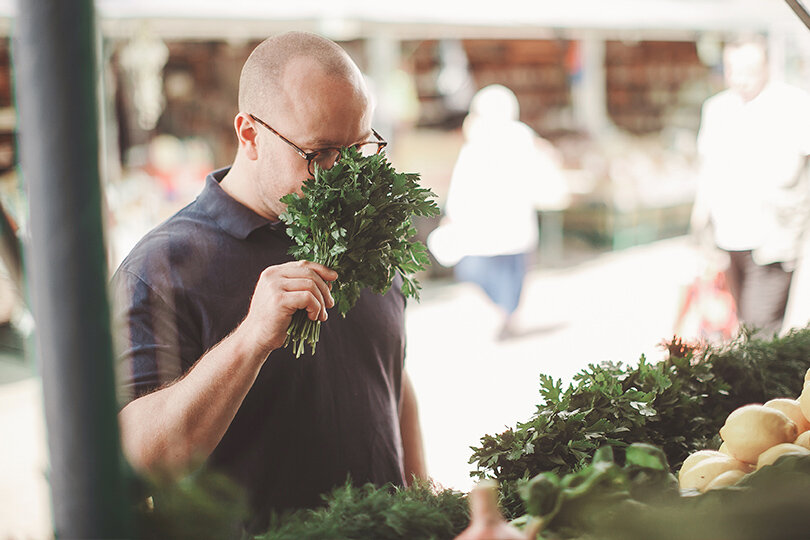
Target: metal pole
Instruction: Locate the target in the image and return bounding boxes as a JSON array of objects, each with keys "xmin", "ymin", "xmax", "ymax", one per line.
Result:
[
  {"xmin": 785, "ymin": 0, "xmax": 810, "ymax": 31},
  {"xmin": 13, "ymin": 0, "xmax": 131, "ymax": 537}
]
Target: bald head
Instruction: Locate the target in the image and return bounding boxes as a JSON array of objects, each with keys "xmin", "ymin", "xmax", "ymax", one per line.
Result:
[{"xmin": 238, "ymin": 31, "xmax": 366, "ymax": 118}]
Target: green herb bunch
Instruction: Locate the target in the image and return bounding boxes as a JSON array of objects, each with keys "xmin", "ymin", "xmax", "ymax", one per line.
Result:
[
  {"xmin": 516, "ymin": 443, "xmax": 679, "ymax": 539},
  {"xmin": 519, "ymin": 443, "xmax": 810, "ymax": 540},
  {"xmin": 469, "ymin": 328, "xmax": 810, "ymax": 518},
  {"xmin": 469, "ymin": 352, "xmax": 729, "ymax": 518},
  {"xmin": 257, "ymin": 480, "xmax": 469, "ymax": 540},
  {"xmin": 279, "ymin": 147, "xmax": 439, "ymax": 357},
  {"xmin": 133, "ymin": 471, "xmax": 468, "ymax": 540}
]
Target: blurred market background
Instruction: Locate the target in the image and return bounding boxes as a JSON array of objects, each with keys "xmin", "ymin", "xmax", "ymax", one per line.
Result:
[{"xmin": 2, "ymin": 1, "xmax": 810, "ymax": 537}]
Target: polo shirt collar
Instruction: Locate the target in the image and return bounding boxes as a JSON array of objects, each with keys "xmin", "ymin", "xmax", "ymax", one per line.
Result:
[{"xmin": 197, "ymin": 167, "xmax": 280, "ymax": 239}]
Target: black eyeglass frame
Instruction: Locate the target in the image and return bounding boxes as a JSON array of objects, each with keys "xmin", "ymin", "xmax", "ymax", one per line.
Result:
[{"xmin": 248, "ymin": 113, "xmax": 387, "ymax": 175}]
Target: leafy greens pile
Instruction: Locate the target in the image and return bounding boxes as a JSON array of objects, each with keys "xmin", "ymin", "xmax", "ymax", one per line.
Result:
[
  {"xmin": 517, "ymin": 443, "xmax": 810, "ymax": 540},
  {"xmin": 135, "ymin": 473, "xmax": 469, "ymax": 540},
  {"xmin": 515, "ymin": 443, "xmax": 679, "ymax": 539},
  {"xmin": 279, "ymin": 147, "xmax": 439, "ymax": 357},
  {"xmin": 470, "ymin": 328, "xmax": 810, "ymax": 518},
  {"xmin": 131, "ymin": 330, "xmax": 810, "ymax": 540},
  {"xmin": 257, "ymin": 480, "xmax": 469, "ymax": 540}
]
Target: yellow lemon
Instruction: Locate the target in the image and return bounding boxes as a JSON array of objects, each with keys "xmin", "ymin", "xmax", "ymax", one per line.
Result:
[
  {"xmin": 799, "ymin": 382, "xmax": 810, "ymax": 425},
  {"xmin": 756, "ymin": 443, "xmax": 810, "ymax": 470},
  {"xmin": 678, "ymin": 450, "xmax": 727, "ymax": 481},
  {"xmin": 704, "ymin": 469, "xmax": 747, "ymax": 491},
  {"xmin": 795, "ymin": 431, "xmax": 810, "ymax": 450},
  {"xmin": 679, "ymin": 455, "xmax": 749, "ymax": 492},
  {"xmin": 764, "ymin": 398, "xmax": 810, "ymax": 432},
  {"xmin": 719, "ymin": 404, "xmax": 798, "ymax": 464}
]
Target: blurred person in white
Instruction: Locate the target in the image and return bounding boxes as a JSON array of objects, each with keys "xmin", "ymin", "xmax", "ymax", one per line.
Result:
[
  {"xmin": 428, "ymin": 84, "xmax": 568, "ymax": 340},
  {"xmin": 690, "ymin": 36, "xmax": 810, "ymax": 337}
]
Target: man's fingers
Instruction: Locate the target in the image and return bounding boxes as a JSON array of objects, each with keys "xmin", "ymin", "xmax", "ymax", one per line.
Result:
[
  {"xmin": 253, "ymin": 261, "xmax": 337, "ymax": 331},
  {"xmin": 279, "ymin": 263, "xmax": 336, "ymax": 308},
  {"xmin": 282, "ymin": 278, "xmax": 334, "ymax": 312},
  {"xmin": 284, "ymin": 290, "xmax": 329, "ymax": 322},
  {"xmin": 310, "ymin": 263, "xmax": 338, "ymax": 283},
  {"xmin": 285, "ymin": 260, "xmax": 338, "ymax": 283}
]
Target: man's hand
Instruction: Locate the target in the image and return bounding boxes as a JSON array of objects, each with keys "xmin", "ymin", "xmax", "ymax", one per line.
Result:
[
  {"xmin": 239, "ymin": 260, "xmax": 337, "ymax": 355},
  {"xmin": 119, "ymin": 260, "xmax": 337, "ymax": 475}
]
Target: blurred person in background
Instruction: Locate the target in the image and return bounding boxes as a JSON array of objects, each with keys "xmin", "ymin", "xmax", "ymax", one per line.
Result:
[
  {"xmin": 690, "ymin": 36, "xmax": 810, "ymax": 337},
  {"xmin": 112, "ymin": 31, "xmax": 426, "ymax": 533},
  {"xmin": 428, "ymin": 84, "xmax": 568, "ymax": 340}
]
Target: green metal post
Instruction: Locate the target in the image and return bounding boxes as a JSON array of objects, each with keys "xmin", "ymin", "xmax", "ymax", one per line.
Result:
[{"xmin": 13, "ymin": 0, "xmax": 132, "ymax": 537}]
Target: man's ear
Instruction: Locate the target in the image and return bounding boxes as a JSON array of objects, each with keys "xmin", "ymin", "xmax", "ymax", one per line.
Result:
[{"xmin": 234, "ymin": 113, "xmax": 259, "ymax": 160}]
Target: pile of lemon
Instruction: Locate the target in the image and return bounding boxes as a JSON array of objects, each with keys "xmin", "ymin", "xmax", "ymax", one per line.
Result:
[{"xmin": 679, "ymin": 367, "xmax": 810, "ymax": 492}]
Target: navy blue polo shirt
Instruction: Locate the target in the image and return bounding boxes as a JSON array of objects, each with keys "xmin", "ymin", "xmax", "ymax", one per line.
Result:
[{"xmin": 111, "ymin": 168, "xmax": 406, "ymax": 531}]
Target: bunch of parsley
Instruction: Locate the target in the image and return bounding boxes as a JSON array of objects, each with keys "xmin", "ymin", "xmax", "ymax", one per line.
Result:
[{"xmin": 279, "ymin": 147, "xmax": 439, "ymax": 357}]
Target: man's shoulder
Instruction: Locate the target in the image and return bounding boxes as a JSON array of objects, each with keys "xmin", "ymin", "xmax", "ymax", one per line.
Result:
[{"xmin": 114, "ymin": 199, "xmax": 214, "ymax": 286}]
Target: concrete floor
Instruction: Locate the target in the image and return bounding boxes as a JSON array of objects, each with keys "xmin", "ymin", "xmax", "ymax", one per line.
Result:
[
  {"xmin": 0, "ymin": 235, "xmax": 703, "ymax": 538},
  {"xmin": 406, "ymin": 235, "xmax": 701, "ymax": 492},
  {"xmin": 0, "ymin": 326, "xmax": 50, "ymax": 540}
]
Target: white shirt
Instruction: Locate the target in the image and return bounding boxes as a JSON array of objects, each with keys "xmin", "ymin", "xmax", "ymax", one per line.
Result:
[
  {"xmin": 696, "ymin": 82, "xmax": 810, "ymax": 263},
  {"xmin": 427, "ymin": 119, "xmax": 568, "ymax": 266}
]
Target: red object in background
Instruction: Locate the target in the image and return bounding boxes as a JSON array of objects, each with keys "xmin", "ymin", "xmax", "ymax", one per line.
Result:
[
  {"xmin": 675, "ymin": 270, "xmax": 739, "ymax": 344},
  {"xmin": 565, "ymin": 41, "xmax": 582, "ymax": 83}
]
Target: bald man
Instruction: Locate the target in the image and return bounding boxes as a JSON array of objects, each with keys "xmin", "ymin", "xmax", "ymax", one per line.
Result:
[{"xmin": 112, "ymin": 32, "xmax": 426, "ymax": 530}]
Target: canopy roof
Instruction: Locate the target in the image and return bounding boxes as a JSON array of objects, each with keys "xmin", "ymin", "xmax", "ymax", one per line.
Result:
[{"xmin": 1, "ymin": 0, "xmax": 808, "ymax": 40}]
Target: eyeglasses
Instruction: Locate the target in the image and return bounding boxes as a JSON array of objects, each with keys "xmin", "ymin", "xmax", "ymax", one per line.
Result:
[{"xmin": 249, "ymin": 114, "xmax": 387, "ymax": 176}]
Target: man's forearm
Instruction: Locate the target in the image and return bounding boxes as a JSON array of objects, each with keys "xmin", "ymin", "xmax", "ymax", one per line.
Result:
[
  {"xmin": 118, "ymin": 324, "xmax": 268, "ymax": 476},
  {"xmin": 399, "ymin": 372, "xmax": 427, "ymax": 484}
]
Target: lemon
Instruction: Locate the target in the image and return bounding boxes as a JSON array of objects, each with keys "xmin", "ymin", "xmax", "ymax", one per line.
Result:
[
  {"xmin": 678, "ymin": 450, "xmax": 727, "ymax": 481},
  {"xmin": 764, "ymin": 398, "xmax": 810, "ymax": 432},
  {"xmin": 719, "ymin": 404, "xmax": 798, "ymax": 464},
  {"xmin": 679, "ymin": 455, "xmax": 749, "ymax": 492},
  {"xmin": 704, "ymin": 469, "xmax": 747, "ymax": 491},
  {"xmin": 756, "ymin": 442, "xmax": 810, "ymax": 470},
  {"xmin": 798, "ymin": 382, "xmax": 810, "ymax": 425},
  {"xmin": 795, "ymin": 430, "xmax": 810, "ymax": 450}
]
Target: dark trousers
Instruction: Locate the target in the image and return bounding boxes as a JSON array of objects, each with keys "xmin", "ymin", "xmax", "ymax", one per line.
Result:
[{"xmin": 725, "ymin": 250, "xmax": 793, "ymax": 336}]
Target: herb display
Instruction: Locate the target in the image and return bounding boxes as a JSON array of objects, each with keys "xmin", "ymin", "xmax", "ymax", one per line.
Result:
[
  {"xmin": 130, "ymin": 330, "xmax": 810, "ymax": 539},
  {"xmin": 279, "ymin": 147, "xmax": 439, "ymax": 357},
  {"xmin": 134, "ymin": 472, "xmax": 467, "ymax": 540},
  {"xmin": 517, "ymin": 443, "xmax": 810, "ymax": 540},
  {"xmin": 702, "ymin": 326, "xmax": 810, "ymax": 411},
  {"xmin": 470, "ymin": 329, "xmax": 810, "ymax": 518},
  {"xmin": 515, "ymin": 443, "xmax": 679, "ymax": 539},
  {"xmin": 257, "ymin": 480, "xmax": 469, "ymax": 540}
]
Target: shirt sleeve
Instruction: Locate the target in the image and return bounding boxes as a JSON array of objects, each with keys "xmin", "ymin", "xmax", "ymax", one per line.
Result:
[{"xmin": 110, "ymin": 267, "xmax": 201, "ymax": 408}]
